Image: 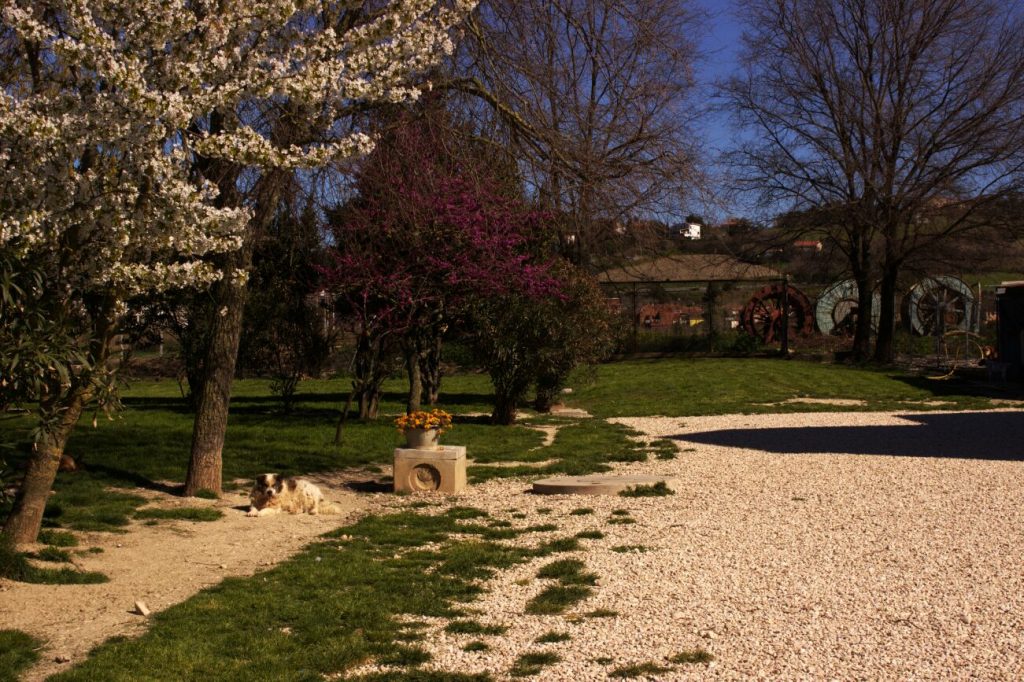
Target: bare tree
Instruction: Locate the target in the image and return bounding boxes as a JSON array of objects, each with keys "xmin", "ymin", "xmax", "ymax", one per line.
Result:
[
  {"xmin": 454, "ymin": 0, "xmax": 706, "ymax": 268},
  {"xmin": 725, "ymin": 0, "xmax": 1024, "ymax": 361}
]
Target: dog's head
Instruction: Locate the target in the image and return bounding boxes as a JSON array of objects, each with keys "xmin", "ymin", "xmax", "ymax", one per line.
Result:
[{"xmin": 250, "ymin": 473, "xmax": 281, "ymax": 504}]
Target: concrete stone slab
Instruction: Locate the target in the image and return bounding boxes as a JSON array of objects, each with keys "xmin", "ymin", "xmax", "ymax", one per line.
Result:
[
  {"xmin": 532, "ymin": 474, "xmax": 680, "ymax": 496},
  {"xmin": 394, "ymin": 445, "xmax": 467, "ymax": 494}
]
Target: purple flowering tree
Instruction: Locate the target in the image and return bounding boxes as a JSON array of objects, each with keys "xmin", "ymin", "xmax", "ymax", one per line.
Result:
[{"xmin": 322, "ymin": 110, "xmax": 558, "ymax": 424}]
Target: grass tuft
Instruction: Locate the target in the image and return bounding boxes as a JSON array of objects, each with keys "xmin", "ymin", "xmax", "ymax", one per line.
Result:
[
  {"xmin": 536, "ymin": 558, "xmax": 597, "ymax": 585},
  {"xmin": 377, "ymin": 645, "xmax": 430, "ymax": 667},
  {"xmin": 574, "ymin": 530, "xmax": 604, "ymax": 540},
  {"xmin": 444, "ymin": 620, "xmax": 508, "ymax": 636},
  {"xmin": 651, "ymin": 440, "xmax": 678, "ymax": 460},
  {"xmin": 618, "ymin": 481, "xmax": 674, "ymax": 497},
  {"xmin": 609, "ymin": 661, "xmax": 673, "ymax": 678},
  {"xmin": 446, "ymin": 507, "xmax": 489, "ymax": 520},
  {"xmin": 669, "ymin": 649, "xmax": 714, "ymax": 664},
  {"xmin": 610, "ymin": 545, "xmax": 649, "ymax": 553},
  {"xmin": 0, "ymin": 629, "xmax": 41, "ymax": 681},
  {"xmin": 510, "ymin": 651, "xmax": 560, "ymax": 677},
  {"xmin": 533, "ymin": 537, "xmax": 580, "ymax": 556},
  {"xmin": 569, "ymin": 508, "xmax": 593, "ymax": 516},
  {"xmin": 584, "ymin": 609, "xmax": 618, "ymax": 618},
  {"xmin": 535, "ymin": 631, "xmax": 571, "ymax": 644},
  {"xmin": 28, "ymin": 547, "xmax": 72, "ymax": 563},
  {"xmin": 191, "ymin": 489, "xmax": 219, "ymax": 500},
  {"xmin": 0, "ymin": 540, "xmax": 108, "ymax": 584},
  {"xmin": 38, "ymin": 529, "xmax": 78, "ymax": 547},
  {"xmin": 462, "ymin": 640, "xmax": 490, "ymax": 653},
  {"xmin": 524, "ymin": 523, "xmax": 559, "ymax": 533},
  {"xmin": 525, "ymin": 585, "xmax": 593, "ymax": 615}
]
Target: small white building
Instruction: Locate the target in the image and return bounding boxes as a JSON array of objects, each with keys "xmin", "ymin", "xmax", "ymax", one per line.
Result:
[{"xmin": 681, "ymin": 221, "xmax": 702, "ymax": 240}]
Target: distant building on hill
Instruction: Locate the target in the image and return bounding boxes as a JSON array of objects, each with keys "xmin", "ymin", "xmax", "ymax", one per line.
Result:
[{"xmin": 791, "ymin": 239, "xmax": 823, "ymax": 253}]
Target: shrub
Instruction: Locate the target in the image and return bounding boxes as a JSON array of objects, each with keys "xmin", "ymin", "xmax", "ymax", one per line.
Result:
[{"xmin": 469, "ymin": 262, "xmax": 615, "ymax": 423}]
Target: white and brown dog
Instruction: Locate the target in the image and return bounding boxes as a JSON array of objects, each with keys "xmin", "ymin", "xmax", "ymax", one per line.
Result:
[{"xmin": 246, "ymin": 473, "xmax": 338, "ymax": 517}]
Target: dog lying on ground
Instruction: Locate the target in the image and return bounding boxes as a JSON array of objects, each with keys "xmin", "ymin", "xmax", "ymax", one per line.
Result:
[{"xmin": 246, "ymin": 473, "xmax": 339, "ymax": 517}]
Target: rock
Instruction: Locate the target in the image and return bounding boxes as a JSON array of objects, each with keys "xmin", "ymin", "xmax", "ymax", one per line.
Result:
[
  {"xmin": 561, "ymin": 387, "xmax": 573, "ymax": 394},
  {"xmin": 134, "ymin": 600, "xmax": 151, "ymax": 616},
  {"xmin": 54, "ymin": 655, "xmax": 71, "ymax": 663}
]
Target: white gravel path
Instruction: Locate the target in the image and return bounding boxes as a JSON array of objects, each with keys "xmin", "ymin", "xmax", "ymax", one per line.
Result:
[{"xmin": 367, "ymin": 410, "xmax": 1024, "ymax": 680}]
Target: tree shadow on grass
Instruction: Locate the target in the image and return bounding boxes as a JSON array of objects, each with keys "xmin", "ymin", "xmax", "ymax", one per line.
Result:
[
  {"xmin": 83, "ymin": 464, "xmax": 183, "ymax": 495},
  {"xmin": 121, "ymin": 390, "xmax": 497, "ymax": 416},
  {"xmin": 344, "ymin": 477, "xmax": 394, "ymax": 493},
  {"xmin": 675, "ymin": 411, "xmax": 1024, "ymax": 461},
  {"xmin": 890, "ymin": 375, "xmax": 1024, "ymax": 401},
  {"xmin": 452, "ymin": 414, "xmax": 493, "ymax": 426}
]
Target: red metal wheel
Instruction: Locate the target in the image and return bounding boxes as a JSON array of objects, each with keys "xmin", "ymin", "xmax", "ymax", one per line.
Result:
[{"xmin": 741, "ymin": 284, "xmax": 814, "ymax": 344}]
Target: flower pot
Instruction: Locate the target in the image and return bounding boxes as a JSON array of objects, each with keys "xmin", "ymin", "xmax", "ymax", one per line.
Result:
[{"xmin": 404, "ymin": 428, "xmax": 440, "ymax": 450}]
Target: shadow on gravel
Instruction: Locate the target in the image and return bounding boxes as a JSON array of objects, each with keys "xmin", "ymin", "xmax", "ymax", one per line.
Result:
[{"xmin": 675, "ymin": 411, "xmax": 1024, "ymax": 461}]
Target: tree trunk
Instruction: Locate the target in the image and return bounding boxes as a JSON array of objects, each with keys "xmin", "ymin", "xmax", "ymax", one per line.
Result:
[
  {"xmin": 704, "ymin": 282, "xmax": 719, "ymax": 350},
  {"xmin": 2, "ymin": 391, "xmax": 88, "ymax": 545},
  {"xmin": 850, "ymin": 270, "xmax": 874, "ymax": 361},
  {"xmin": 183, "ymin": 156, "xmax": 283, "ymax": 496},
  {"xmin": 405, "ymin": 345, "xmax": 422, "ymax": 414},
  {"xmin": 333, "ymin": 389, "xmax": 356, "ymax": 445},
  {"xmin": 491, "ymin": 394, "xmax": 518, "ymax": 425},
  {"xmin": 351, "ymin": 332, "xmax": 386, "ymax": 421},
  {"xmin": 419, "ymin": 335, "xmax": 443, "ymax": 405},
  {"xmin": 533, "ymin": 380, "xmax": 558, "ymax": 413},
  {"xmin": 873, "ymin": 267, "xmax": 900, "ymax": 364},
  {"xmin": 358, "ymin": 389, "xmax": 380, "ymax": 420},
  {"xmin": 184, "ymin": 253, "xmax": 249, "ymax": 497}
]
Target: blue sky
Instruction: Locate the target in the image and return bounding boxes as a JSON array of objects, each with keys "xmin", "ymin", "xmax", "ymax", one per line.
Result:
[
  {"xmin": 694, "ymin": 0, "xmax": 744, "ymax": 155},
  {"xmin": 688, "ymin": 0, "xmax": 757, "ymax": 219}
]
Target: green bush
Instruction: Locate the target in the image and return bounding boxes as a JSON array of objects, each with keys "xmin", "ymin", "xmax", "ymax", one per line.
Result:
[{"xmin": 469, "ymin": 262, "xmax": 615, "ymax": 423}]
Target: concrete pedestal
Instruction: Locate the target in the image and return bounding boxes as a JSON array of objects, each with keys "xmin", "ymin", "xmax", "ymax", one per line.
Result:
[{"xmin": 394, "ymin": 445, "xmax": 467, "ymax": 494}]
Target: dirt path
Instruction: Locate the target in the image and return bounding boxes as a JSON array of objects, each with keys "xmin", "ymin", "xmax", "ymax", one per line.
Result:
[{"xmin": 0, "ymin": 472, "xmax": 381, "ymax": 681}]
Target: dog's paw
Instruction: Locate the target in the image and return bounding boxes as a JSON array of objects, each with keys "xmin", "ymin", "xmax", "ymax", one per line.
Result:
[{"xmin": 246, "ymin": 508, "xmax": 259, "ymax": 517}]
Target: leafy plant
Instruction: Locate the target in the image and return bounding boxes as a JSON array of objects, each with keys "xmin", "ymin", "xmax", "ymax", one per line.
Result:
[
  {"xmin": 619, "ymin": 481, "xmax": 675, "ymax": 497},
  {"xmin": 395, "ymin": 409, "xmax": 454, "ymax": 434},
  {"xmin": 469, "ymin": 261, "xmax": 614, "ymax": 423}
]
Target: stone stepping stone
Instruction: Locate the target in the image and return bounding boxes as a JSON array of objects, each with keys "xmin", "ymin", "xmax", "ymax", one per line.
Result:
[{"xmin": 532, "ymin": 474, "xmax": 679, "ymax": 496}]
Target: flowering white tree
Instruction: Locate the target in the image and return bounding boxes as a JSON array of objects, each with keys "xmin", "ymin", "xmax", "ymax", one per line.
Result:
[{"xmin": 0, "ymin": 0, "xmax": 473, "ymax": 544}]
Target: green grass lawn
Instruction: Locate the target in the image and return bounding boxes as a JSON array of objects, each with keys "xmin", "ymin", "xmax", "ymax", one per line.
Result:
[
  {"xmin": 1, "ymin": 358, "xmax": 1020, "ymax": 677},
  {"xmin": 565, "ymin": 357, "xmax": 1019, "ymax": 418},
  {"xmin": 2, "ymin": 359, "xmax": 1017, "ymax": 538}
]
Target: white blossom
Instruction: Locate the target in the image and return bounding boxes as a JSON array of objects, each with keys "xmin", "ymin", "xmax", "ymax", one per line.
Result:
[{"xmin": 1, "ymin": 0, "xmax": 475, "ymax": 303}]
